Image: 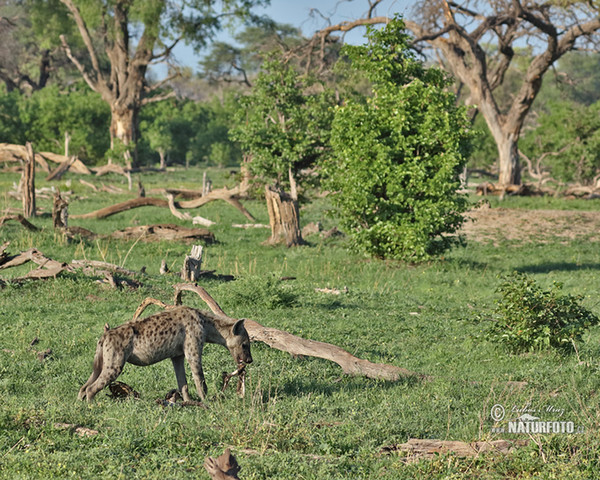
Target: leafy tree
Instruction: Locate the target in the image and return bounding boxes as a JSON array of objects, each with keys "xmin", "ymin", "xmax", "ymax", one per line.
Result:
[
  {"xmin": 0, "ymin": 85, "xmax": 25, "ymax": 143},
  {"xmin": 231, "ymin": 59, "xmax": 334, "ymax": 245},
  {"xmin": 323, "ymin": 18, "xmax": 472, "ymax": 261},
  {"xmin": 18, "ymin": 84, "xmax": 110, "ymax": 162},
  {"xmin": 520, "ymin": 100, "xmax": 600, "ymax": 184},
  {"xmin": 51, "ymin": 0, "xmax": 268, "ymax": 165},
  {"xmin": 0, "ymin": 0, "xmax": 78, "ymax": 92},
  {"xmin": 139, "ymin": 95, "xmax": 240, "ymax": 168}
]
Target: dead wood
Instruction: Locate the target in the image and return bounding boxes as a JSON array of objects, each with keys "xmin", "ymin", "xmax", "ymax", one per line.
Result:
[
  {"xmin": 46, "ymin": 156, "xmax": 76, "ymax": 181},
  {"xmin": 172, "ymin": 283, "xmax": 426, "ymax": 382},
  {"xmin": 0, "ymin": 143, "xmax": 91, "ymax": 174},
  {"xmin": 52, "ymin": 190, "xmax": 69, "ymax": 229},
  {"xmin": 232, "ymin": 223, "xmax": 269, "ymax": 229},
  {"xmin": 204, "ymin": 448, "xmax": 241, "ymax": 480},
  {"xmin": 264, "ymin": 186, "xmax": 305, "ymax": 247},
  {"xmin": 92, "ymin": 163, "xmax": 129, "ymax": 177},
  {"xmin": 476, "ymin": 183, "xmax": 537, "ymax": 197},
  {"xmin": 79, "ymin": 179, "xmax": 98, "ymax": 191},
  {"xmin": 132, "ymin": 297, "xmax": 174, "ymax": 321},
  {"xmin": 71, "ymin": 197, "xmax": 169, "ymax": 219},
  {"xmin": 192, "ymin": 216, "xmax": 216, "ymax": 227},
  {"xmin": 166, "ymin": 193, "xmax": 192, "ymax": 221},
  {"xmin": 0, "ymin": 247, "xmax": 72, "ymax": 282},
  {"xmin": 22, "ymin": 142, "xmax": 36, "ymax": 218},
  {"xmin": 0, "ymin": 214, "xmax": 39, "ymax": 231},
  {"xmin": 181, "ymin": 245, "xmax": 203, "ymax": 282},
  {"xmin": 177, "ymin": 185, "xmax": 255, "ymax": 221},
  {"xmin": 382, "ymin": 438, "xmax": 528, "ymax": 463},
  {"xmin": 110, "ymin": 224, "xmax": 215, "ymax": 243}
]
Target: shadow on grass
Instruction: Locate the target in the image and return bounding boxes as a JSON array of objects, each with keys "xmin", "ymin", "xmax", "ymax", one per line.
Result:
[{"xmin": 517, "ymin": 263, "xmax": 600, "ymax": 274}]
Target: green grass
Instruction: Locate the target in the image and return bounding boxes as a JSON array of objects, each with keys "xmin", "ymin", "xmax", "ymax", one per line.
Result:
[{"xmin": 2, "ymin": 168, "xmax": 600, "ymax": 478}]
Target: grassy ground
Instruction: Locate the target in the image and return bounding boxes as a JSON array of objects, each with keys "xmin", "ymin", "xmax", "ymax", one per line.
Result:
[{"xmin": 1, "ymin": 168, "xmax": 600, "ymax": 479}]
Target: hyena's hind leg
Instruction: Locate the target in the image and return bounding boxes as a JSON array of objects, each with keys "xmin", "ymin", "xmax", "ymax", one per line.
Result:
[
  {"xmin": 82, "ymin": 326, "xmax": 132, "ymax": 402},
  {"xmin": 78, "ymin": 324, "xmax": 110, "ymax": 401},
  {"xmin": 83, "ymin": 346, "xmax": 128, "ymax": 402}
]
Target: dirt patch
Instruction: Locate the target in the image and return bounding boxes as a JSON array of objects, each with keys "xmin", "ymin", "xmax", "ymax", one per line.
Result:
[{"xmin": 461, "ymin": 205, "xmax": 600, "ymax": 245}]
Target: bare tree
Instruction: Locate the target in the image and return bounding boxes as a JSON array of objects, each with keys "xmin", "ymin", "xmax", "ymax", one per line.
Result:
[{"xmin": 307, "ymin": 0, "xmax": 600, "ymax": 186}]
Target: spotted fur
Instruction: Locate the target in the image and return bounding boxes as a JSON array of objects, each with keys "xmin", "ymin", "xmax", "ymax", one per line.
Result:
[{"xmin": 78, "ymin": 306, "xmax": 252, "ymax": 402}]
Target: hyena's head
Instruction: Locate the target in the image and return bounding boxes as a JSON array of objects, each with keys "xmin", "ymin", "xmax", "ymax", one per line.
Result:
[{"xmin": 226, "ymin": 319, "xmax": 253, "ymax": 365}]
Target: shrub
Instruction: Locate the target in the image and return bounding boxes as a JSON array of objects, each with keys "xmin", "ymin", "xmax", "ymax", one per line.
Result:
[
  {"xmin": 322, "ymin": 17, "xmax": 472, "ymax": 261},
  {"xmin": 486, "ymin": 272, "xmax": 599, "ymax": 353}
]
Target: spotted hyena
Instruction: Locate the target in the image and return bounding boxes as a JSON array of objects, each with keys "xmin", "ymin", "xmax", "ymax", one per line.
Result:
[{"xmin": 78, "ymin": 306, "xmax": 252, "ymax": 402}]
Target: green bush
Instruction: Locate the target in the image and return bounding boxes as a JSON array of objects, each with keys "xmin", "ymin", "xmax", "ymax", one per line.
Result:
[
  {"xmin": 486, "ymin": 272, "xmax": 600, "ymax": 353},
  {"xmin": 323, "ymin": 17, "xmax": 472, "ymax": 261}
]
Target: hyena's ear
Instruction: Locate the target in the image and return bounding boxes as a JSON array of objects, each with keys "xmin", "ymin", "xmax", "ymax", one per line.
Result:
[
  {"xmin": 104, "ymin": 323, "xmax": 110, "ymax": 332},
  {"xmin": 232, "ymin": 319, "xmax": 246, "ymax": 336}
]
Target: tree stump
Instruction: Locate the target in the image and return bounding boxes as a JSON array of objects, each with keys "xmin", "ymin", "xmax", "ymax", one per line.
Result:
[
  {"xmin": 264, "ymin": 186, "xmax": 305, "ymax": 247},
  {"xmin": 181, "ymin": 245, "xmax": 203, "ymax": 281},
  {"xmin": 22, "ymin": 142, "xmax": 36, "ymax": 218},
  {"xmin": 52, "ymin": 190, "xmax": 69, "ymax": 229}
]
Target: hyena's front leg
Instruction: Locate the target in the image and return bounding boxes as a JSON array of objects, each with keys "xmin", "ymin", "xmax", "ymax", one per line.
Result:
[
  {"xmin": 171, "ymin": 355, "xmax": 191, "ymax": 402},
  {"xmin": 184, "ymin": 337, "xmax": 207, "ymax": 402}
]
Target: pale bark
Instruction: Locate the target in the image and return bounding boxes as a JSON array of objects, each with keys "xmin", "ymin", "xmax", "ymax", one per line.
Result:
[{"xmin": 264, "ymin": 186, "xmax": 305, "ymax": 247}]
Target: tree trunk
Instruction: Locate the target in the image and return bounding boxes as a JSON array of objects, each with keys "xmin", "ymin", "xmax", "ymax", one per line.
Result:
[
  {"xmin": 22, "ymin": 142, "xmax": 36, "ymax": 218},
  {"xmin": 159, "ymin": 150, "xmax": 166, "ymax": 170},
  {"xmin": 109, "ymin": 104, "xmax": 138, "ymax": 168},
  {"xmin": 497, "ymin": 132, "xmax": 521, "ymax": 186},
  {"xmin": 264, "ymin": 186, "xmax": 305, "ymax": 247}
]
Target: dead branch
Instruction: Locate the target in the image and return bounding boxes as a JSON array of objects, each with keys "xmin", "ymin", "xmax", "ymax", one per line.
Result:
[
  {"xmin": 0, "ymin": 143, "xmax": 90, "ymax": 175},
  {"xmin": 46, "ymin": 156, "xmax": 76, "ymax": 181},
  {"xmin": 132, "ymin": 297, "xmax": 174, "ymax": 321},
  {"xmin": 72, "ymin": 188, "xmax": 251, "ymax": 221},
  {"xmin": 71, "ymin": 197, "xmax": 170, "ymax": 219},
  {"xmin": 166, "ymin": 193, "xmax": 192, "ymax": 221},
  {"xmin": 172, "ymin": 283, "xmax": 426, "ymax": 382},
  {"xmin": 0, "ymin": 214, "xmax": 39, "ymax": 231},
  {"xmin": 232, "ymin": 223, "xmax": 269, "ymax": 229}
]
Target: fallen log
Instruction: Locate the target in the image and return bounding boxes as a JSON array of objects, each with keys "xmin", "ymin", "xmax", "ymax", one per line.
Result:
[
  {"xmin": 172, "ymin": 283, "xmax": 426, "ymax": 382},
  {"xmin": 71, "ymin": 197, "xmax": 169, "ymax": 220},
  {"xmin": 0, "ymin": 214, "xmax": 39, "ymax": 232},
  {"xmin": 110, "ymin": 224, "xmax": 215, "ymax": 243},
  {"xmin": 381, "ymin": 438, "xmax": 528, "ymax": 463},
  {"xmin": 0, "ymin": 143, "xmax": 91, "ymax": 174},
  {"xmin": 72, "ymin": 194, "xmax": 240, "ymax": 223}
]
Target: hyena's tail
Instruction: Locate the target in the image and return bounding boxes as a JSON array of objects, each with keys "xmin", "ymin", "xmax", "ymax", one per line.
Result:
[{"xmin": 77, "ymin": 324, "xmax": 110, "ymax": 401}]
